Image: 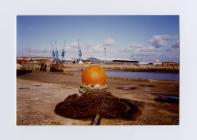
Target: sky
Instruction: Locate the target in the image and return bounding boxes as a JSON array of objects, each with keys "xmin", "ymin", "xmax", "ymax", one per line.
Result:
[{"xmin": 17, "ymin": 16, "xmax": 179, "ymax": 62}]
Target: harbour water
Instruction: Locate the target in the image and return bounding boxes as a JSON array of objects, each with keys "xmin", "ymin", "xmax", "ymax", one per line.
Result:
[{"xmin": 107, "ymin": 71, "xmax": 179, "ymax": 81}]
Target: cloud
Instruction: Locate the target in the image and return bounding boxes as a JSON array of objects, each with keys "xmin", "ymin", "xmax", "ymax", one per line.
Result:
[
  {"xmin": 139, "ymin": 46, "xmax": 156, "ymax": 52},
  {"xmin": 128, "ymin": 43, "xmax": 156, "ymax": 53},
  {"xmin": 171, "ymin": 41, "xmax": 180, "ymax": 48},
  {"xmin": 150, "ymin": 34, "xmax": 179, "ymax": 48},
  {"xmin": 64, "ymin": 38, "xmax": 115, "ymax": 59},
  {"xmin": 129, "ymin": 43, "xmax": 144, "ymax": 49},
  {"xmin": 17, "ymin": 35, "xmax": 179, "ymax": 62},
  {"xmin": 80, "ymin": 38, "xmax": 116, "ymax": 59},
  {"xmin": 82, "ymin": 43, "xmax": 103, "ymax": 56},
  {"xmin": 102, "ymin": 38, "xmax": 115, "ymax": 46},
  {"xmin": 123, "ymin": 36, "xmax": 179, "ymax": 62},
  {"xmin": 69, "ymin": 41, "xmax": 78, "ymax": 48},
  {"xmin": 118, "ymin": 43, "xmax": 157, "ymax": 61},
  {"xmin": 17, "ymin": 46, "xmax": 71, "ymax": 57},
  {"xmin": 17, "ymin": 37, "xmax": 117, "ymax": 59},
  {"xmin": 17, "ymin": 47, "xmax": 52, "ymax": 56}
]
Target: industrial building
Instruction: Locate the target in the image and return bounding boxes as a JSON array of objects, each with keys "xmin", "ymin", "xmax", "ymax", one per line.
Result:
[{"xmin": 112, "ymin": 60, "xmax": 139, "ymax": 65}]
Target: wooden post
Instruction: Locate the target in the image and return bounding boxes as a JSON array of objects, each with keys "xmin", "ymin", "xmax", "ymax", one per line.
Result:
[{"xmin": 91, "ymin": 114, "xmax": 102, "ymax": 125}]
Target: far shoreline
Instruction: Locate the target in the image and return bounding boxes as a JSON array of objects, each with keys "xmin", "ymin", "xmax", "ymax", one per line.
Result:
[
  {"xmin": 103, "ymin": 65, "xmax": 179, "ymax": 73},
  {"xmin": 62, "ymin": 63, "xmax": 180, "ymax": 73}
]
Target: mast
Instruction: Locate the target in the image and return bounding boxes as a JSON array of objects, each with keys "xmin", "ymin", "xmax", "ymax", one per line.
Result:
[
  {"xmin": 78, "ymin": 39, "xmax": 82, "ymax": 60},
  {"xmin": 104, "ymin": 47, "xmax": 106, "ymax": 61}
]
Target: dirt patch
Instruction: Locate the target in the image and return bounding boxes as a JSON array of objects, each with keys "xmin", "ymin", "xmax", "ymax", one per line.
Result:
[
  {"xmin": 17, "ymin": 70, "xmax": 32, "ymax": 76},
  {"xmin": 19, "ymin": 87, "xmax": 30, "ymax": 89},
  {"xmin": 116, "ymin": 86, "xmax": 137, "ymax": 90},
  {"xmin": 139, "ymin": 84, "xmax": 155, "ymax": 87},
  {"xmin": 32, "ymin": 84, "xmax": 41, "ymax": 87}
]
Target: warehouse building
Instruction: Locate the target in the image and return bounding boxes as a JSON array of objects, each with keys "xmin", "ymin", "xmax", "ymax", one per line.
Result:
[{"xmin": 112, "ymin": 59, "xmax": 139, "ymax": 65}]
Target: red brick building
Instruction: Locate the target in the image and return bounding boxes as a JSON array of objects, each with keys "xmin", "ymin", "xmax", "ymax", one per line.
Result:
[{"xmin": 162, "ymin": 61, "xmax": 178, "ymax": 66}]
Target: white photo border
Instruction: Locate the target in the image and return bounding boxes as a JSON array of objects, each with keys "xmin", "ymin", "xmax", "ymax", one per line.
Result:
[{"xmin": 0, "ymin": 0, "xmax": 197, "ymax": 140}]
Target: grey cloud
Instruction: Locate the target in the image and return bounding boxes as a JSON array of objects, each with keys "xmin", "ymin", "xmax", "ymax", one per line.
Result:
[
  {"xmin": 150, "ymin": 35, "xmax": 179, "ymax": 48},
  {"xmin": 171, "ymin": 41, "xmax": 179, "ymax": 48}
]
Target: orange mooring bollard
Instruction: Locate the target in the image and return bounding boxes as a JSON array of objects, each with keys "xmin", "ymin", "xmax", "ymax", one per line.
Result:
[
  {"xmin": 81, "ymin": 65, "xmax": 107, "ymax": 125},
  {"xmin": 81, "ymin": 65, "xmax": 107, "ymax": 86}
]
